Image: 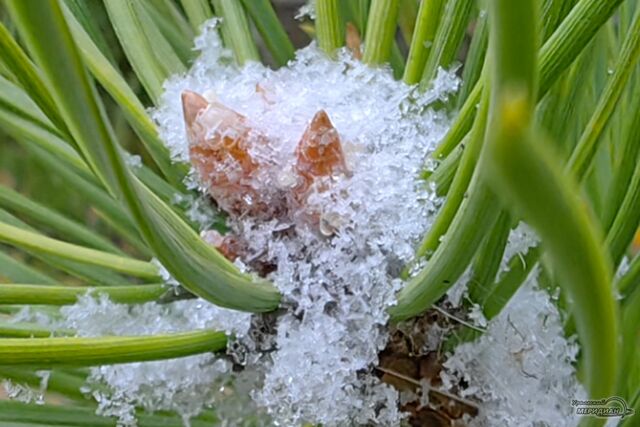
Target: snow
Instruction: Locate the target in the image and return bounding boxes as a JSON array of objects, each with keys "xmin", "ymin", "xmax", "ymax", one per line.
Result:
[
  {"xmin": 2, "ymin": 372, "xmax": 48, "ymax": 405},
  {"xmin": 499, "ymin": 222, "xmax": 539, "ymax": 277},
  {"xmin": 441, "ymin": 273, "xmax": 585, "ymax": 427},
  {"xmin": 295, "ymin": 0, "xmax": 315, "ymax": 20},
  {"xmin": 58, "ymin": 294, "xmax": 254, "ymax": 425},
  {"xmin": 151, "ymin": 19, "xmax": 457, "ymax": 426}
]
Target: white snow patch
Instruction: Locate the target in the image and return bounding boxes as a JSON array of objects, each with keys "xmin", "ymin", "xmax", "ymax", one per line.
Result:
[
  {"xmin": 57, "ymin": 294, "xmax": 253, "ymax": 425},
  {"xmin": 295, "ymin": 1, "xmax": 316, "ymax": 20},
  {"xmin": 441, "ymin": 275, "xmax": 585, "ymax": 427},
  {"xmin": 2, "ymin": 372, "xmax": 49, "ymax": 405},
  {"xmin": 499, "ymin": 222, "xmax": 539, "ymax": 277}
]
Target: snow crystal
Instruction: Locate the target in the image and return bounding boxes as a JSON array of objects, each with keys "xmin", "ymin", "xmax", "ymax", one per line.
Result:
[
  {"xmin": 3, "ymin": 380, "xmax": 38, "ymax": 403},
  {"xmin": 441, "ymin": 274, "xmax": 585, "ymax": 427},
  {"xmin": 172, "ymin": 192, "xmax": 224, "ymax": 230},
  {"xmin": 153, "ymin": 19, "xmax": 458, "ymax": 426}
]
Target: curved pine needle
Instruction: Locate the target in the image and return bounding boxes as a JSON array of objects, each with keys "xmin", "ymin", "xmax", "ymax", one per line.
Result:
[
  {"xmin": 0, "ymin": 222, "xmax": 159, "ymax": 280},
  {"xmin": 0, "ymin": 330, "xmax": 227, "ymax": 367},
  {"xmin": 481, "ymin": 0, "xmax": 618, "ymax": 407}
]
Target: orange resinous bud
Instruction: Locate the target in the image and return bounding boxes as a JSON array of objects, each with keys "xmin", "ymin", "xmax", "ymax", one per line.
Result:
[
  {"xmin": 295, "ymin": 110, "xmax": 348, "ymax": 181},
  {"xmin": 182, "ymin": 90, "xmax": 350, "ymax": 263},
  {"xmin": 182, "ymin": 90, "xmax": 266, "ymax": 216}
]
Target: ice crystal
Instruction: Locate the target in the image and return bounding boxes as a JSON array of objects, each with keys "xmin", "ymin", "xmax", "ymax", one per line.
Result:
[
  {"xmin": 152, "ymin": 19, "xmax": 458, "ymax": 426},
  {"xmin": 441, "ymin": 273, "xmax": 585, "ymax": 427}
]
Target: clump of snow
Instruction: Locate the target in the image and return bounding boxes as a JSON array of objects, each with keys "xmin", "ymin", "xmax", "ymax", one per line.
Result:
[
  {"xmin": 125, "ymin": 153, "xmax": 142, "ymax": 169},
  {"xmin": 434, "ymin": 223, "xmax": 581, "ymax": 426},
  {"xmin": 57, "ymin": 294, "xmax": 254, "ymax": 425},
  {"xmin": 445, "ymin": 267, "xmax": 473, "ymax": 307},
  {"xmin": 60, "ymin": 294, "xmax": 251, "ymax": 337},
  {"xmin": 151, "ymin": 19, "xmax": 458, "ymax": 426},
  {"xmin": 295, "ymin": 0, "xmax": 316, "ymax": 20},
  {"xmin": 150, "ymin": 257, "xmax": 179, "ymax": 288},
  {"xmin": 2, "ymin": 371, "xmax": 49, "ymax": 405},
  {"xmin": 499, "ymin": 222, "xmax": 539, "ymax": 277},
  {"xmin": 441, "ymin": 274, "xmax": 585, "ymax": 427},
  {"xmin": 467, "ymin": 302, "xmax": 488, "ymax": 328},
  {"xmin": 9, "ymin": 306, "xmax": 56, "ymax": 328}
]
